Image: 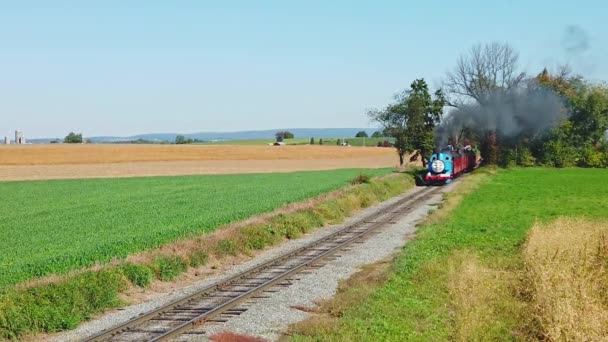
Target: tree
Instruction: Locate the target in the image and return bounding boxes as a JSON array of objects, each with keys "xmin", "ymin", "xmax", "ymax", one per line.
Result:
[
  {"xmin": 275, "ymin": 131, "xmax": 294, "ymax": 141},
  {"xmin": 355, "ymin": 131, "xmax": 368, "ymax": 138},
  {"xmin": 310, "ymin": 137, "xmax": 315, "ymax": 145},
  {"xmin": 569, "ymin": 85, "xmax": 608, "ymax": 147},
  {"xmin": 319, "ymin": 138, "xmax": 324, "ymax": 145},
  {"xmin": 336, "ymin": 138, "xmax": 342, "ymax": 145},
  {"xmin": 445, "ymin": 42, "xmax": 525, "ymax": 107},
  {"xmin": 175, "ymin": 135, "xmax": 192, "ymax": 144},
  {"xmin": 535, "ymin": 67, "xmax": 608, "ymax": 167},
  {"xmin": 535, "ymin": 66, "xmax": 583, "ymax": 100},
  {"xmin": 369, "ymin": 79, "xmax": 446, "ymax": 166},
  {"xmin": 64, "ymin": 132, "xmax": 83, "ymax": 144},
  {"xmin": 371, "ymin": 131, "xmax": 382, "ymax": 138}
]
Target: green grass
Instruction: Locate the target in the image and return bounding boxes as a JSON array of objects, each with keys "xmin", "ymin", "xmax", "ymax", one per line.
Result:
[
  {"xmin": 0, "ymin": 168, "xmax": 393, "ymax": 288},
  {"xmin": 153, "ymin": 256, "xmax": 189, "ymax": 281},
  {"xmin": 119, "ymin": 263, "xmax": 154, "ymax": 287},
  {"xmin": 0, "ymin": 270, "xmax": 127, "ymax": 339},
  {"xmin": 290, "ymin": 168, "xmax": 608, "ymax": 341}
]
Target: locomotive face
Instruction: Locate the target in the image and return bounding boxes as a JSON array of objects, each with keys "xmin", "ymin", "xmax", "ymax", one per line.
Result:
[
  {"xmin": 430, "ymin": 153, "xmax": 452, "ymax": 173},
  {"xmin": 431, "ymin": 158, "xmax": 445, "ymax": 173},
  {"xmin": 425, "ymin": 153, "xmax": 453, "ymax": 184}
]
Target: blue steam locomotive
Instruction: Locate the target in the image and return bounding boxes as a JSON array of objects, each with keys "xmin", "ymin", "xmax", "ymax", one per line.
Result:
[{"xmin": 425, "ymin": 145, "xmax": 480, "ymax": 184}]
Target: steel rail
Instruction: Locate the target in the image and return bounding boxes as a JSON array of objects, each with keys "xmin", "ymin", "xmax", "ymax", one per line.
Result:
[{"xmin": 85, "ymin": 186, "xmax": 439, "ymax": 342}]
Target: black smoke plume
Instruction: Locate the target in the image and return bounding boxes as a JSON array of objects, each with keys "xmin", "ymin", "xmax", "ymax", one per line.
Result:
[
  {"xmin": 562, "ymin": 25, "xmax": 590, "ymax": 55},
  {"xmin": 435, "ymin": 83, "xmax": 567, "ymax": 148}
]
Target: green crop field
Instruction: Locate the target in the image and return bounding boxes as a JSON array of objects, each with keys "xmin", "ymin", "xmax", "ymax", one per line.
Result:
[{"xmin": 0, "ymin": 168, "xmax": 392, "ymax": 288}]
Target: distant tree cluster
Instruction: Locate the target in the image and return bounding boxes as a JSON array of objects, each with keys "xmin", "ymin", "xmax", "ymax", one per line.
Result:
[
  {"xmin": 175, "ymin": 135, "xmax": 194, "ymax": 144},
  {"xmin": 275, "ymin": 131, "xmax": 294, "ymax": 142},
  {"xmin": 355, "ymin": 131, "xmax": 368, "ymax": 138},
  {"xmin": 64, "ymin": 132, "xmax": 83, "ymax": 144}
]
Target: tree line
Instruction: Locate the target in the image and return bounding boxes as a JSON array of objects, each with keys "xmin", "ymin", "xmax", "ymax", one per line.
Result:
[{"xmin": 370, "ymin": 42, "xmax": 608, "ymax": 168}]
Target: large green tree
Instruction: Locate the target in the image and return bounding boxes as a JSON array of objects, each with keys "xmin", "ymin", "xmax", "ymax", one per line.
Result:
[
  {"xmin": 536, "ymin": 67, "xmax": 608, "ymax": 167},
  {"xmin": 570, "ymin": 85, "xmax": 608, "ymax": 147},
  {"xmin": 369, "ymin": 79, "xmax": 446, "ymax": 166}
]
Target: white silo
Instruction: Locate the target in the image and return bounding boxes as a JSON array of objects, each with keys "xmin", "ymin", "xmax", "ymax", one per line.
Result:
[{"xmin": 15, "ymin": 130, "xmax": 25, "ymax": 144}]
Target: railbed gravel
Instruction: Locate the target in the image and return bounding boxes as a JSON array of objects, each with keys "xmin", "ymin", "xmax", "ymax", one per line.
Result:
[{"xmin": 52, "ymin": 182, "xmax": 455, "ymax": 342}]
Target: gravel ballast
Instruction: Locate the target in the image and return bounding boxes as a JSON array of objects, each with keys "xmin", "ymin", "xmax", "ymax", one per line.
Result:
[{"xmin": 52, "ymin": 182, "xmax": 455, "ymax": 342}]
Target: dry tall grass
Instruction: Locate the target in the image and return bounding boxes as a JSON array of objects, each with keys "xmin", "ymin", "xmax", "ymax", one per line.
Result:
[
  {"xmin": 524, "ymin": 218, "xmax": 608, "ymax": 341},
  {"xmin": 447, "ymin": 251, "xmax": 523, "ymax": 341}
]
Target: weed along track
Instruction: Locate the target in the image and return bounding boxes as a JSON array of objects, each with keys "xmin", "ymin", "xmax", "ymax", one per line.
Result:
[{"xmin": 84, "ymin": 186, "xmax": 440, "ymax": 342}]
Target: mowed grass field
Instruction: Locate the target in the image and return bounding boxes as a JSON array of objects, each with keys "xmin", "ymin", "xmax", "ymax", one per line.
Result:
[
  {"xmin": 0, "ymin": 144, "xmax": 394, "ymax": 166},
  {"xmin": 0, "ymin": 168, "xmax": 393, "ymax": 288},
  {"xmin": 200, "ymin": 137, "xmax": 394, "ymax": 147},
  {"xmin": 199, "ymin": 138, "xmax": 312, "ymax": 145},
  {"xmin": 291, "ymin": 168, "xmax": 608, "ymax": 341},
  {"xmin": 312, "ymin": 137, "xmax": 394, "ymax": 147}
]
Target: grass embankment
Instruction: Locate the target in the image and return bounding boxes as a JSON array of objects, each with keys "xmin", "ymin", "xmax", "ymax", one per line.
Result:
[
  {"xmin": 0, "ymin": 168, "xmax": 391, "ymax": 288},
  {"xmin": 289, "ymin": 168, "xmax": 608, "ymax": 341},
  {"xmin": 0, "ymin": 172, "xmax": 414, "ymax": 339}
]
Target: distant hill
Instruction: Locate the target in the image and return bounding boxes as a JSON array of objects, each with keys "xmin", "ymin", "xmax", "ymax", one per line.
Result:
[{"xmin": 87, "ymin": 128, "xmax": 381, "ymax": 143}]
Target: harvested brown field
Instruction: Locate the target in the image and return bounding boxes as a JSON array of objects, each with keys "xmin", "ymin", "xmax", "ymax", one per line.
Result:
[
  {"xmin": 0, "ymin": 145, "xmax": 402, "ymax": 181},
  {"xmin": 0, "ymin": 144, "xmax": 394, "ymax": 165}
]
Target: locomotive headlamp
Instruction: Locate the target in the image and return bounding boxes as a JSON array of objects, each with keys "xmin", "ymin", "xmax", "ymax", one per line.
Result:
[{"xmin": 431, "ymin": 160, "xmax": 445, "ymax": 173}]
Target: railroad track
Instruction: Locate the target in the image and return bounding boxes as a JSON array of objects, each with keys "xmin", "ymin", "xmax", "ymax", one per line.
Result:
[{"xmin": 85, "ymin": 186, "xmax": 440, "ymax": 342}]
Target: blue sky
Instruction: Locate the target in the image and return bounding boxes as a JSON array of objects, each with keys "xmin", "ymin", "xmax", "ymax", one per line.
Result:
[{"xmin": 1, "ymin": 1, "xmax": 606, "ymax": 138}]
